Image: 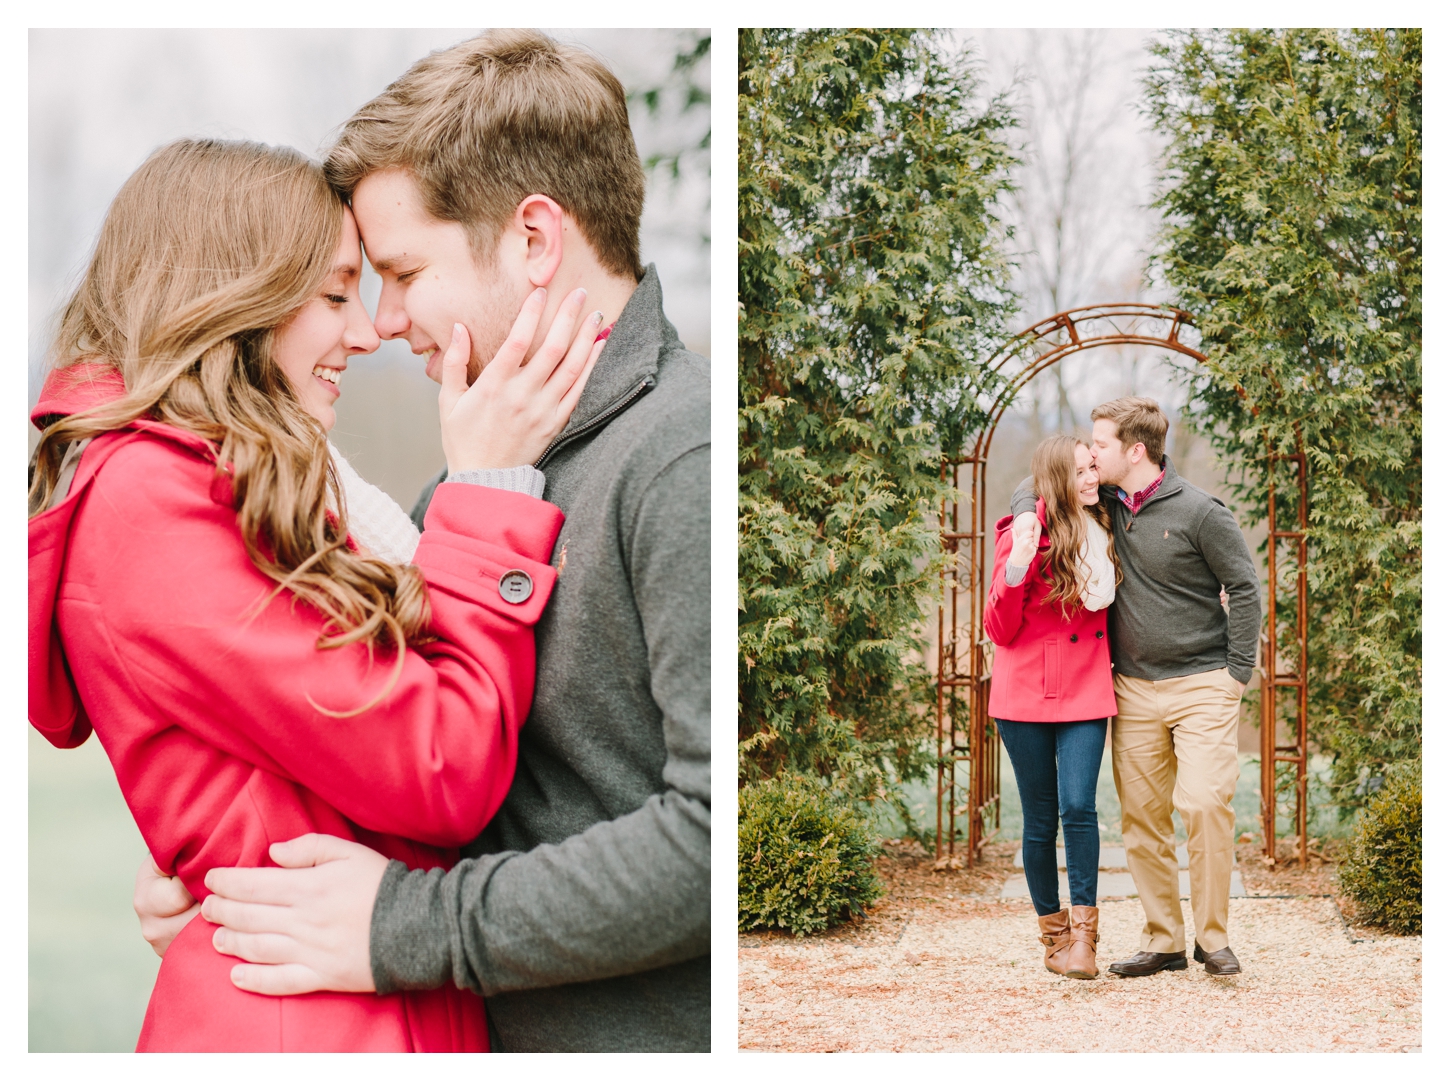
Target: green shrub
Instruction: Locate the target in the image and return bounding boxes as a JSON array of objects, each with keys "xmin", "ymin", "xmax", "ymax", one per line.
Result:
[
  {"xmin": 1338, "ymin": 764, "xmax": 1421, "ymax": 935},
  {"xmin": 739, "ymin": 776, "xmax": 884, "ymax": 936}
]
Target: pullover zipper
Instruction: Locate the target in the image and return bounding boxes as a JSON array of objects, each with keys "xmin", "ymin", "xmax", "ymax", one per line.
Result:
[{"xmin": 534, "ymin": 376, "xmax": 655, "ymax": 469}]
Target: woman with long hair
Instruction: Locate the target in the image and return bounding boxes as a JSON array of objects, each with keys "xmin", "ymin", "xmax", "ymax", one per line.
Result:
[
  {"xmin": 28, "ymin": 138, "xmax": 603, "ymax": 1051},
  {"xmin": 984, "ymin": 434, "xmax": 1121, "ymax": 980}
]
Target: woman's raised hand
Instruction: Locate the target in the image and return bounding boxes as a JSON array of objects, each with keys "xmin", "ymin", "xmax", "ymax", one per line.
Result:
[
  {"xmin": 439, "ymin": 287, "xmax": 605, "ymax": 474},
  {"xmin": 1008, "ymin": 512, "xmax": 1041, "ymax": 568}
]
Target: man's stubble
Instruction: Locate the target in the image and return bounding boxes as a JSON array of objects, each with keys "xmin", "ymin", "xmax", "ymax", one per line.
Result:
[
  {"xmin": 464, "ymin": 258, "xmax": 535, "ymax": 385},
  {"xmin": 1095, "ymin": 455, "xmax": 1128, "ymax": 488}
]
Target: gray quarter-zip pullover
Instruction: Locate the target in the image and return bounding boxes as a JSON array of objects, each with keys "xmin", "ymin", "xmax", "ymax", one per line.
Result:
[{"xmin": 368, "ymin": 266, "xmax": 709, "ymax": 1051}]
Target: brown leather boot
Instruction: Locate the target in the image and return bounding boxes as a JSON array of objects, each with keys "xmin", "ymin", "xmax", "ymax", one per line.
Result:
[
  {"xmin": 1037, "ymin": 909, "xmax": 1071, "ymax": 975},
  {"xmin": 1064, "ymin": 905, "xmax": 1099, "ymax": 979}
]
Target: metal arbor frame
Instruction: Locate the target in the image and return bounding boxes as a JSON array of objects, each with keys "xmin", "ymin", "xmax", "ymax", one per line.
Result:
[
  {"xmin": 934, "ymin": 303, "xmax": 1311, "ymax": 869},
  {"xmin": 1260, "ymin": 439, "xmax": 1311, "ymax": 866}
]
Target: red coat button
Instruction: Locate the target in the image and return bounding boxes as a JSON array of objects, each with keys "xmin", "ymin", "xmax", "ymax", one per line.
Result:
[{"xmin": 498, "ymin": 570, "xmax": 533, "ymax": 604}]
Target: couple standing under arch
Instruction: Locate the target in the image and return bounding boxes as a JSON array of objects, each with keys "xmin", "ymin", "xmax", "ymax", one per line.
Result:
[{"xmin": 985, "ymin": 396, "xmax": 1260, "ymax": 979}]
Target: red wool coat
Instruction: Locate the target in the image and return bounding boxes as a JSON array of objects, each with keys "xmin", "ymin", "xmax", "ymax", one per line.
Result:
[
  {"xmin": 29, "ymin": 365, "xmax": 562, "ymax": 1052},
  {"xmin": 983, "ymin": 500, "xmax": 1117, "ymax": 723}
]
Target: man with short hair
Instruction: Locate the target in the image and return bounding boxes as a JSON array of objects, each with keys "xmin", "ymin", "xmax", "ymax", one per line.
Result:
[
  {"xmin": 1010, "ymin": 396, "xmax": 1259, "ymax": 978},
  {"xmin": 135, "ymin": 29, "xmax": 709, "ymax": 1051}
]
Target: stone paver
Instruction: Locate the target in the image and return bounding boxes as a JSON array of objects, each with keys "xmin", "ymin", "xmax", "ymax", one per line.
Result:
[
  {"xmin": 1002, "ymin": 845, "xmax": 1244, "ymax": 900},
  {"xmin": 1013, "ymin": 844, "xmax": 1192, "ymax": 869}
]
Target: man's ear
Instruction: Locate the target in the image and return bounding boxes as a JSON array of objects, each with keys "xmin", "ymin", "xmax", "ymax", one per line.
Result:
[
  {"xmin": 515, "ymin": 194, "xmax": 566, "ymax": 288},
  {"xmin": 1129, "ymin": 443, "xmax": 1147, "ymax": 465}
]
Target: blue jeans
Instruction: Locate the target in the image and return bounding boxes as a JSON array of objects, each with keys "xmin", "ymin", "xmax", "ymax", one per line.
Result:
[{"xmin": 996, "ymin": 718, "xmax": 1108, "ymax": 917}]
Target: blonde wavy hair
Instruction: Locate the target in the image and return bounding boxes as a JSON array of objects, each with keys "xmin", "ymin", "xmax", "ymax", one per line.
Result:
[
  {"xmin": 28, "ymin": 138, "xmax": 429, "ymax": 711},
  {"xmin": 1030, "ymin": 434, "xmax": 1121, "ymax": 612}
]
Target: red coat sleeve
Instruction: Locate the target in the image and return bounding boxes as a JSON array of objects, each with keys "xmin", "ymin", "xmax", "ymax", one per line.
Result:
[
  {"xmin": 983, "ymin": 525, "xmax": 1035, "ymax": 647},
  {"xmin": 67, "ymin": 437, "xmax": 561, "ymax": 849}
]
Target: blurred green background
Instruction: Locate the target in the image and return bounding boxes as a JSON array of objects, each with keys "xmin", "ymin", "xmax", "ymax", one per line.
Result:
[{"xmin": 29, "ymin": 727, "xmax": 159, "ymax": 1051}]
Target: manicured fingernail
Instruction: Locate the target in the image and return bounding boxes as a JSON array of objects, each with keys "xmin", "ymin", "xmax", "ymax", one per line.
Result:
[
  {"xmin": 452, "ymin": 323, "xmax": 464, "ymax": 341},
  {"xmin": 533, "ymin": 287, "xmax": 548, "ymax": 300},
  {"xmin": 591, "ymin": 310, "xmax": 604, "ymax": 324}
]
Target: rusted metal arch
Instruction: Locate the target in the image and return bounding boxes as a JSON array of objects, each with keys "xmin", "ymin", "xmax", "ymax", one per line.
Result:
[
  {"xmin": 1260, "ymin": 436, "xmax": 1311, "ymax": 867},
  {"xmin": 934, "ymin": 303, "xmax": 1311, "ymax": 870}
]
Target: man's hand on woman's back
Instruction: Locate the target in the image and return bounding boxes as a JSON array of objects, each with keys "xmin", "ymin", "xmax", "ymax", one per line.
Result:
[{"xmin": 134, "ymin": 857, "xmax": 200, "ymax": 958}]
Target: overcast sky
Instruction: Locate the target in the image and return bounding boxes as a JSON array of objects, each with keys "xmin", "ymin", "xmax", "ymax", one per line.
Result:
[{"xmin": 956, "ymin": 29, "xmax": 1195, "ymax": 427}]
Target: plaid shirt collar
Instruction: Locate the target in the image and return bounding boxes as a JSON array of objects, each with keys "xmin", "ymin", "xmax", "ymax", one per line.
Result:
[{"xmin": 1116, "ymin": 467, "xmax": 1166, "ymax": 515}]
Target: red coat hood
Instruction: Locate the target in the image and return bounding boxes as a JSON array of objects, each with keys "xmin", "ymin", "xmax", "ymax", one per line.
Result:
[
  {"xmin": 29, "ymin": 365, "xmax": 219, "ymax": 748},
  {"xmin": 30, "ymin": 362, "xmax": 127, "ymax": 428}
]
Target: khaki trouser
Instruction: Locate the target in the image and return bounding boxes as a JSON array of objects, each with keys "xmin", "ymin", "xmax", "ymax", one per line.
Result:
[{"xmin": 1112, "ymin": 668, "xmax": 1242, "ymax": 954}]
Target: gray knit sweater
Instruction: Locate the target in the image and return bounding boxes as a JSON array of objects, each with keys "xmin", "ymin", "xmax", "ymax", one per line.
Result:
[
  {"xmin": 1010, "ymin": 456, "xmax": 1261, "ymax": 685},
  {"xmin": 368, "ymin": 267, "xmax": 709, "ymax": 1051}
]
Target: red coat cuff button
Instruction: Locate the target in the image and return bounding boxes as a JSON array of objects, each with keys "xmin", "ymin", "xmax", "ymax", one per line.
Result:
[{"xmin": 498, "ymin": 570, "xmax": 534, "ymax": 604}]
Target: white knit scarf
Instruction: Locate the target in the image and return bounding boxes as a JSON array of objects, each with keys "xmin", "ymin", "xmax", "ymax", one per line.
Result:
[
  {"xmin": 1079, "ymin": 515, "xmax": 1115, "ymax": 612},
  {"xmin": 328, "ymin": 443, "xmax": 420, "ymax": 564}
]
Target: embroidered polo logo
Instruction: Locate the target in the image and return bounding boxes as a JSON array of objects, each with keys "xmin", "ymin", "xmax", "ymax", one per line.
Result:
[
  {"xmin": 1164, "ymin": 529, "xmax": 1170, "ymax": 538},
  {"xmin": 556, "ymin": 540, "xmax": 568, "ymax": 575}
]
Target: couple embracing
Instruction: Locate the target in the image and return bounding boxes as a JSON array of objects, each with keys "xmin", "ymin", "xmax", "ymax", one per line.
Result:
[
  {"xmin": 29, "ymin": 31, "xmax": 708, "ymax": 1052},
  {"xmin": 985, "ymin": 397, "xmax": 1259, "ymax": 981}
]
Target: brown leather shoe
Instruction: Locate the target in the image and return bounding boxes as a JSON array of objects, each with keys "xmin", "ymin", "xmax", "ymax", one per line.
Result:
[
  {"xmin": 1064, "ymin": 906, "xmax": 1099, "ymax": 979},
  {"xmin": 1037, "ymin": 910, "xmax": 1071, "ymax": 975},
  {"xmin": 1107, "ymin": 950, "xmax": 1188, "ymax": 977},
  {"xmin": 1193, "ymin": 942, "xmax": 1242, "ymax": 975}
]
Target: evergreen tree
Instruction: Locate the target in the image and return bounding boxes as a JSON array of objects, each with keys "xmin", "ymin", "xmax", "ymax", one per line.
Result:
[
  {"xmin": 737, "ymin": 29, "xmax": 1018, "ymax": 812},
  {"xmin": 1144, "ymin": 29, "xmax": 1421, "ymax": 807}
]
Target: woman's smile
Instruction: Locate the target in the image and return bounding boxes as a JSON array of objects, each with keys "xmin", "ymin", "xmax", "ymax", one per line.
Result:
[{"xmin": 311, "ymin": 364, "xmax": 345, "ymax": 395}]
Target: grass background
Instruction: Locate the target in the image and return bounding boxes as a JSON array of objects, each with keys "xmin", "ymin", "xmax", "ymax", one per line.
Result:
[{"xmin": 29, "ymin": 728, "xmax": 159, "ymax": 1051}]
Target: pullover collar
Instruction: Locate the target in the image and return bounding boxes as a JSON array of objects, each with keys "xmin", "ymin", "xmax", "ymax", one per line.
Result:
[{"xmin": 535, "ymin": 264, "xmax": 676, "ymax": 468}]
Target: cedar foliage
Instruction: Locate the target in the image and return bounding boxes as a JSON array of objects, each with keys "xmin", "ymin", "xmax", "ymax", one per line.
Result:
[
  {"xmin": 737, "ymin": 29, "xmax": 1018, "ymax": 813},
  {"xmin": 1144, "ymin": 29, "xmax": 1421, "ymax": 809}
]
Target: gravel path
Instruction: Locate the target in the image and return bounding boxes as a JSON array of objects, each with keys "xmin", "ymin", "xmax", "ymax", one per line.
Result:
[{"xmin": 738, "ymin": 846, "xmax": 1421, "ymax": 1052}]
